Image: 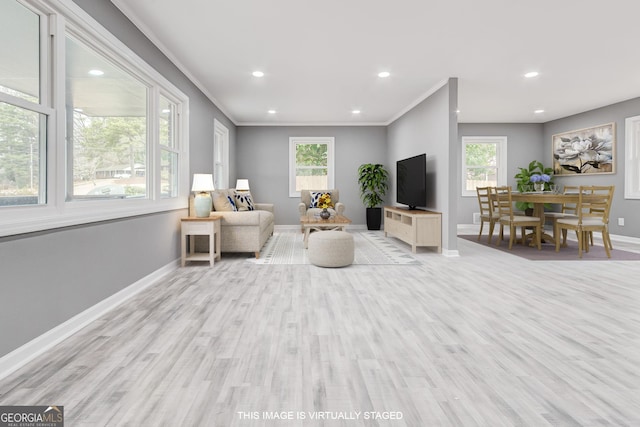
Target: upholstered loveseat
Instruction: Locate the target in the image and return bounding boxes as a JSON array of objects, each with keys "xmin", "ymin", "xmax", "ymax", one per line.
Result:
[{"xmin": 208, "ymin": 189, "xmax": 274, "ymax": 258}]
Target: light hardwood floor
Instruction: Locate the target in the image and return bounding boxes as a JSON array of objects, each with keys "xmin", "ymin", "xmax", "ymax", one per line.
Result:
[{"xmin": 1, "ymin": 229, "xmax": 639, "ymax": 426}]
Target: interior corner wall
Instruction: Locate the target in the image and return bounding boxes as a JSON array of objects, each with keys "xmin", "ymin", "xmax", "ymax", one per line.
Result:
[
  {"xmin": 542, "ymin": 96, "xmax": 640, "ymax": 238},
  {"xmin": 457, "ymin": 123, "xmax": 544, "ymax": 224},
  {"xmin": 0, "ymin": 1, "xmax": 236, "ymax": 359},
  {"xmin": 236, "ymin": 126, "xmax": 387, "ymax": 226},
  {"xmin": 386, "ymin": 79, "xmax": 458, "ymax": 252}
]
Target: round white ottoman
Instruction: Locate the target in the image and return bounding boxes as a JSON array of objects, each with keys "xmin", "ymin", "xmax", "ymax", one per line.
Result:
[{"xmin": 308, "ymin": 230, "xmax": 354, "ymax": 267}]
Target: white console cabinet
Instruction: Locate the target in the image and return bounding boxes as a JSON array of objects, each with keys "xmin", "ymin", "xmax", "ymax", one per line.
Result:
[{"xmin": 383, "ymin": 206, "xmax": 441, "ymax": 253}]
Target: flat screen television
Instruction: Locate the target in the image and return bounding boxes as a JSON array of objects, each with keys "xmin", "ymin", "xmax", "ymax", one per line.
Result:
[{"xmin": 397, "ymin": 153, "xmax": 427, "ymax": 210}]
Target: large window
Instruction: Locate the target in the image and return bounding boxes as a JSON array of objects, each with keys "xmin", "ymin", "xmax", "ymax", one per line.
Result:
[
  {"xmin": 0, "ymin": 0, "xmax": 189, "ymax": 237},
  {"xmin": 289, "ymin": 137, "xmax": 335, "ymax": 197},
  {"xmin": 461, "ymin": 136, "xmax": 507, "ymax": 197},
  {"xmin": 0, "ymin": 0, "xmax": 48, "ymax": 207},
  {"xmin": 67, "ymin": 34, "xmax": 148, "ymax": 200}
]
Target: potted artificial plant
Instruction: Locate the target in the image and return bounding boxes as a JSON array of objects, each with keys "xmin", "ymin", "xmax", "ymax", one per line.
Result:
[
  {"xmin": 357, "ymin": 163, "xmax": 389, "ymax": 230},
  {"xmin": 514, "ymin": 160, "xmax": 554, "ymax": 212}
]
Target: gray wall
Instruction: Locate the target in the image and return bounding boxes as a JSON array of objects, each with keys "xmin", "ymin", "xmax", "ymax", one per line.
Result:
[
  {"xmin": 0, "ymin": 0, "xmax": 236, "ymax": 358},
  {"xmin": 387, "ymin": 79, "xmax": 458, "ymax": 251},
  {"xmin": 236, "ymin": 126, "xmax": 387, "ymax": 225},
  {"xmin": 543, "ymin": 97, "xmax": 640, "ymax": 238},
  {"xmin": 458, "ymin": 123, "xmax": 544, "ymax": 224}
]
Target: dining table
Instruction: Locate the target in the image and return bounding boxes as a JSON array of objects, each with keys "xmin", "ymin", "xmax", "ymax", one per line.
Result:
[{"xmin": 508, "ymin": 191, "xmax": 599, "ymax": 245}]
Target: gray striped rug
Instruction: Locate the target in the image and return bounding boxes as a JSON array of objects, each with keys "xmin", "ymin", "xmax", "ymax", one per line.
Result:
[{"xmin": 248, "ymin": 231, "xmax": 420, "ymax": 265}]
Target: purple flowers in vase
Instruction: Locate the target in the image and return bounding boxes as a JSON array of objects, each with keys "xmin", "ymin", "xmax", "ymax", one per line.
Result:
[{"xmin": 530, "ymin": 173, "xmax": 551, "ymax": 192}]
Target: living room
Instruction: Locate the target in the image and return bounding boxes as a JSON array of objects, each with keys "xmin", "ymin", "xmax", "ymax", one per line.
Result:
[{"xmin": 1, "ymin": 0, "xmax": 639, "ymax": 425}]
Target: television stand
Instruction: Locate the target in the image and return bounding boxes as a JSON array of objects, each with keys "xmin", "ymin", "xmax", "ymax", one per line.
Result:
[{"xmin": 383, "ymin": 206, "xmax": 441, "ymax": 253}]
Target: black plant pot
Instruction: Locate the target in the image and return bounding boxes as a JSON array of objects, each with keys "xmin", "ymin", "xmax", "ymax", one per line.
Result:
[{"xmin": 366, "ymin": 207, "xmax": 382, "ymax": 230}]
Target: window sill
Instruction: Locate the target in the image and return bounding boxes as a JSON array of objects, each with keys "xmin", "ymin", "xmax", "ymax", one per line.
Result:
[{"xmin": 0, "ymin": 198, "xmax": 187, "ymax": 238}]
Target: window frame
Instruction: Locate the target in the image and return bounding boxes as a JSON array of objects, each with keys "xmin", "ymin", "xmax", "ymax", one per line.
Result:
[
  {"xmin": 461, "ymin": 136, "xmax": 507, "ymax": 197},
  {"xmin": 625, "ymin": 115, "xmax": 640, "ymax": 199},
  {"xmin": 0, "ymin": 0, "xmax": 190, "ymax": 237},
  {"xmin": 289, "ymin": 136, "xmax": 335, "ymax": 197},
  {"xmin": 213, "ymin": 118, "xmax": 229, "ymax": 189}
]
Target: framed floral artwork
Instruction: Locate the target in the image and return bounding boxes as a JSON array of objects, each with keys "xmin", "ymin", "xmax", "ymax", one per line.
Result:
[{"xmin": 552, "ymin": 122, "xmax": 615, "ymax": 175}]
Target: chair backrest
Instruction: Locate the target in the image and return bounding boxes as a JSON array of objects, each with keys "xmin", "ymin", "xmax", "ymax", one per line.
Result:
[
  {"xmin": 561, "ymin": 185, "xmax": 580, "ymax": 215},
  {"xmin": 494, "ymin": 185, "xmax": 513, "ymax": 220},
  {"xmin": 476, "ymin": 187, "xmax": 493, "ymax": 217},
  {"xmin": 578, "ymin": 185, "xmax": 614, "ymax": 224}
]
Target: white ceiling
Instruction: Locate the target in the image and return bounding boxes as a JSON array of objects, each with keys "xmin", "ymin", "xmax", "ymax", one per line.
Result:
[{"xmin": 111, "ymin": 0, "xmax": 640, "ymax": 126}]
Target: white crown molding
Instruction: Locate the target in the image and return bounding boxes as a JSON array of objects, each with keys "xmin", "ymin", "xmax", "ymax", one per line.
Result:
[
  {"xmin": 110, "ymin": 0, "xmax": 238, "ymax": 126},
  {"xmin": 237, "ymin": 121, "xmax": 387, "ymax": 127}
]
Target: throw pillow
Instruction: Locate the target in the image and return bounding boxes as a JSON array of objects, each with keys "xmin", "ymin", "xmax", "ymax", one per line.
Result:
[
  {"xmin": 212, "ymin": 192, "xmax": 234, "ymax": 211},
  {"xmin": 234, "ymin": 191, "xmax": 255, "ymax": 211},
  {"xmin": 227, "ymin": 195, "xmax": 238, "ymax": 212},
  {"xmin": 310, "ymin": 191, "xmax": 332, "ymax": 208}
]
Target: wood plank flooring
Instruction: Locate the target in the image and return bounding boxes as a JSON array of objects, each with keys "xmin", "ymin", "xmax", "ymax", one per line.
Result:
[{"xmin": 1, "ymin": 229, "xmax": 639, "ymax": 426}]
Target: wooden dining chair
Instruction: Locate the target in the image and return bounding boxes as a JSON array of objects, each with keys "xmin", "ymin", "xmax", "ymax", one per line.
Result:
[
  {"xmin": 554, "ymin": 185, "xmax": 614, "ymax": 258},
  {"xmin": 545, "ymin": 185, "xmax": 579, "ymax": 245},
  {"xmin": 495, "ymin": 186, "xmax": 542, "ymax": 250},
  {"xmin": 476, "ymin": 186, "xmax": 498, "ymax": 244}
]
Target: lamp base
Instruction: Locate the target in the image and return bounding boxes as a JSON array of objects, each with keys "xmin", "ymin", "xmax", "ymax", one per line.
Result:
[{"xmin": 194, "ymin": 193, "xmax": 212, "ymax": 217}]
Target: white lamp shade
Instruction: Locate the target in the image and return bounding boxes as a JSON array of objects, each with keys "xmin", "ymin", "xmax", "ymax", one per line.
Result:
[
  {"xmin": 192, "ymin": 174, "xmax": 215, "ymax": 192},
  {"xmin": 235, "ymin": 179, "xmax": 250, "ymax": 191}
]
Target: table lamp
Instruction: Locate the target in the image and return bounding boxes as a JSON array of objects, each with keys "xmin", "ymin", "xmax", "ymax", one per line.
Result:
[
  {"xmin": 192, "ymin": 174, "xmax": 215, "ymax": 217},
  {"xmin": 235, "ymin": 179, "xmax": 250, "ymax": 192}
]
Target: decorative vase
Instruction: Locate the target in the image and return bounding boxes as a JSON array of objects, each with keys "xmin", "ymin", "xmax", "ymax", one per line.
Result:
[
  {"xmin": 534, "ymin": 183, "xmax": 544, "ymax": 192},
  {"xmin": 320, "ymin": 208, "xmax": 331, "ymax": 220}
]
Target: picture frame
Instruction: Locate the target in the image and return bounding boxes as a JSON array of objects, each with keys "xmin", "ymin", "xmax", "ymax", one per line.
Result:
[{"xmin": 552, "ymin": 122, "xmax": 615, "ymax": 176}]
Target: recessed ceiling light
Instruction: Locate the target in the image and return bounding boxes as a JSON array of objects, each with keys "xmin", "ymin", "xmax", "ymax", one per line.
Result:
[
  {"xmin": 524, "ymin": 71, "xmax": 539, "ymax": 78},
  {"xmin": 378, "ymin": 71, "xmax": 390, "ymax": 78},
  {"xmin": 252, "ymin": 71, "xmax": 265, "ymax": 77},
  {"xmin": 162, "ymin": 109, "xmax": 171, "ymax": 113},
  {"xmin": 73, "ymin": 108, "xmax": 83, "ymax": 112},
  {"xmin": 534, "ymin": 109, "xmax": 545, "ymax": 114},
  {"xmin": 352, "ymin": 110, "xmax": 361, "ymax": 114},
  {"xmin": 88, "ymin": 69, "xmax": 104, "ymax": 76},
  {"xmin": 268, "ymin": 109, "xmax": 276, "ymax": 114}
]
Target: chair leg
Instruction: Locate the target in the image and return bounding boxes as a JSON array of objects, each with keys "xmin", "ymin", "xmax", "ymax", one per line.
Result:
[
  {"xmin": 602, "ymin": 231, "xmax": 611, "ymax": 258},
  {"xmin": 536, "ymin": 225, "xmax": 541, "ymax": 250},
  {"xmin": 487, "ymin": 221, "xmax": 495, "ymax": 245},
  {"xmin": 555, "ymin": 223, "xmax": 561, "ymax": 253},
  {"xmin": 508, "ymin": 225, "xmax": 515, "ymax": 249},
  {"xmin": 478, "ymin": 220, "xmax": 484, "ymax": 241},
  {"xmin": 584, "ymin": 231, "xmax": 590, "ymax": 253},
  {"xmin": 577, "ymin": 229, "xmax": 583, "ymax": 258}
]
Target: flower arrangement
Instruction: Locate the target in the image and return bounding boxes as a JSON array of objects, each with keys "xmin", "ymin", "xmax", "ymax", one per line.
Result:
[
  {"xmin": 529, "ymin": 173, "xmax": 551, "ymax": 184},
  {"xmin": 514, "ymin": 160, "xmax": 554, "ymax": 210},
  {"xmin": 318, "ymin": 193, "xmax": 333, "ymax": 210}
]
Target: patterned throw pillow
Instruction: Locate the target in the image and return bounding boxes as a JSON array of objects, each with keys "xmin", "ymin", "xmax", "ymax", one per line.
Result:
[
  {"xmin": 234, "ymin": 191, "xmax": 254, "ymax": 211},
  {"xmin": 310, "ymin": 191, "xmax": 332, "ymax": 208},
  {"xmin": 227, "ymin": 195, "xmax": 238, "ymax": 211}
]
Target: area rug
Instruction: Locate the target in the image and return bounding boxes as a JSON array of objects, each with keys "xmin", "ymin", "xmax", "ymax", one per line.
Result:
[
  {"xmin": 458, "ymin": 234, "xmax": 640, "ymax": 261},
  {"xmin": 248, "ymin": 231, "xmax": 421, "ymax": 265}
]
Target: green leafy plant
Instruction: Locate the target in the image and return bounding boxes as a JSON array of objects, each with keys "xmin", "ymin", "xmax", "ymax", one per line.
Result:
[
  {"xmin": 357, "ymin": 163, "xmax": 389, "ymax": 208},
  {"xmin": 514, "ymin": 160, "xmax": 554, "ymax": 210}
]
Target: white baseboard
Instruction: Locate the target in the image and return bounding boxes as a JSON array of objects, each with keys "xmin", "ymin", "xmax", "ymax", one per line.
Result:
[{"xmin": 0, "ymin": 259, "xmax": 180, "ymax": 381}]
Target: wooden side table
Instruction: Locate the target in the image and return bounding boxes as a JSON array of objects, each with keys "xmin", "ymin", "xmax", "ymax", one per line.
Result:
[{"xmin": 181, "ymin": 215, "xmax": 222, "ymax": 267}]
